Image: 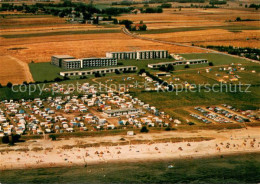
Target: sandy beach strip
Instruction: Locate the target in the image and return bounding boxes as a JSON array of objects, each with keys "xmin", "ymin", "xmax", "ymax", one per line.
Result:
[{"xmin": 0, "ymin": 127, "xmax": 260, "ymax": 170}]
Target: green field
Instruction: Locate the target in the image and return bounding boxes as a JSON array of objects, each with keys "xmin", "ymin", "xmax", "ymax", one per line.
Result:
[
  {"xmin": 29, "ymin": 62, "xmax": 63, "ymax": 82},
  {"xmin": 135, "ymin": 25, "xmax": 260, "ymax": 34},
  {"xmin": 180, "ymin": 53, "xmax": 248, "ymax": 65},
  {"xmin": 1, "ymin": 29, "xmax": 121, "ymax": 39},
  {"xmin": 132, "ymin": 85, "xmax": 260, "ymax": 122},
  {"xmin": 1, "ymin": 153, "xmax": 260, "ymax": 183}
]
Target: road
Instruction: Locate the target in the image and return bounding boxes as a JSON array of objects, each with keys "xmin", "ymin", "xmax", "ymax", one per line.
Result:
[{"xmin": 122, "ymin": 28, "xmax": 260, "ymax": 64}]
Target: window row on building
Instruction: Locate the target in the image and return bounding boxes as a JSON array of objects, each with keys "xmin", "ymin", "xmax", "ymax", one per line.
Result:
[
  {"xmin": 51, "ymin": 55, "xmax": 117, "ymax": 69},
  {"xmin": 60, "ymin": 66, "xmax": 138, "ymax": 77},
  {"xmin": 106, "ymin": 50, "xmax": 169, "ymax": 60},
  {"xmin": 147, "ymin": 59, "xmax": 208, "ymax": 68}
]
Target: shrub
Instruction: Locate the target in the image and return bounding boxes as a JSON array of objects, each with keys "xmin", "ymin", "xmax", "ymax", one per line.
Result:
[
  {"xmin": 49, "ymin": 134, "xmax": 57, "ymax": 141},
  {"xmin": 94, "ymin": 73, "xmax": 101, "ymax": 77},
  {"xmin": 115, "ymin": 69, "xmax": 121, "ymax": 74},
  {"xmin": 140, "ymin": 126, "xmax": 149, "ymax": 133},
  {"xmin": 184, "ymin": 65, "xmax": 190, "ymax": 69},
  {"xmin": 209, "ymin": 62, "xmax": 214, "ymax": 66},
  {"xmin": 6, "ymin": 82, "xmax": 13, "ymax": 88},
  {"xmin": 2, "ymin": 135, "xmax": 9, "ymax": 144},
  {"xmin": 165, "ymin": 127, "xmax": 171, "ymax": 131},
  {"xmin": 188, "ymin": 122, "xmax": 195, "ymax": 125},
  {"xmin": 54, "ymin": 77, "xmax": 62, "ymax": 82},
  {"xmin": 138, "ymin": 69, "xmax": 146, "ymax": 75}
]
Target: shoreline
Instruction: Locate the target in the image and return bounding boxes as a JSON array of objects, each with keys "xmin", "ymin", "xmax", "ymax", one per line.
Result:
[
  {"xmin": 1, "ymin": 150, "xmax": 260, "ymax": 172},
  {"xmin": 1, "ymin": 127, "xmax": 260, "ymax": 171}
]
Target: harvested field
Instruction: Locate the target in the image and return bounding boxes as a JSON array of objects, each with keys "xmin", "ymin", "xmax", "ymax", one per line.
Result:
[
  {"xmin": 0, "ymin": 55, "xmax": 33, "ymax": 85},
  {"xmin": 0, "ymin": 15, "xmax": 67, "ymax": 29},
  {"xmin": 117, "ymin": 8, "xmax": 259, "ymax": 31},
  {"xmin": 0, "ymin": 33, "xmax": 206, "ymax": 63},
  {"xmin": 141, "ymin": 29, "xmax": 260, "ymax": 48},
  {"xmin": 199, "ymin": 40, "xmax": 260, "ymax": 48}
]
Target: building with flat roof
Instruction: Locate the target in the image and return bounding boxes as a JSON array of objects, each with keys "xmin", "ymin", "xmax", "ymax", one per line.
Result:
[
  {"xmin": 62, "ymin": 57, "xmax": 117, "ymax": 70},
  {"xmin": 106, "ymin": 50, "xmax": 168, "ymax": 60},
  {"xmin": 60, "ymin": 66, "xmax": 138, "ymax": 77},
  {"xmin": 103, "ymin": 108, "xmax": 142, "ymax": 117},
  {"xmin": 51, "ymin": 55, "xmax": 75, "ymax": 67},
  {"xmin": 148, "ymin": 59, "xmax": 208, "ymax": 69}
]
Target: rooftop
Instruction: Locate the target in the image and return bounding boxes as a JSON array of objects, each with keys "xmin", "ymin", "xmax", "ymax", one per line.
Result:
[{"xmin": 52, "ymin": 55, "xmax": 75, "ymax": 59}]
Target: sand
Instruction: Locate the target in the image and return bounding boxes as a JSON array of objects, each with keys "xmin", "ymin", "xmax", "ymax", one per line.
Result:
[{"xmin": 0, "ymin": 127, "xmax": 259, "ymax": 170}]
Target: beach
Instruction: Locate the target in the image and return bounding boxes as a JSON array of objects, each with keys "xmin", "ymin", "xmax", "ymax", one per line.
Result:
[{"xmin": 0, "ymin": 127, "xmax": 260, "ymax": 171}]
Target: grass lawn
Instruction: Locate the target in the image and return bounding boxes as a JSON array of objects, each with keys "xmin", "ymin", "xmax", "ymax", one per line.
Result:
[
  {"xmin": 28, "ymin": 53, "xmax": 255, "ymax": 82},
  {"xmin": 132, "ymin": 85, "xmax": 260, "ymax": 118},
  {"xmin": 180, "ymin": 53, "xmax": 248, "ymax": 65},
  {"xmin": 29, "ymin": 62, "xmax": 63, "ymax": 82}
]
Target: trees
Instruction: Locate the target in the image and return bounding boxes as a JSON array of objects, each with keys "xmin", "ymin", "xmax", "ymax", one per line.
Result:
[
  {"xmin": 115, "ymin": 69, "xmax": 121, "ymax": 74},
  {"xmin": 138, "ymin": 69, "xmax": 146, "ymax": 75},
  {"xmin": 49, "ymin": 134, "xmax": 57, "ymax": 141},
  {"xmin": 139, "ymin": 24, "xmax": 147, "ymax": 31},
  {"xmin": 209, "ymin": 62, "xmax": 214, "ymax": 66},
  {"xmin": 140, "ymin": 126, "xmax": 149, "ymax": 133},
  {"xmin": 161, "ymin": 3, "xmax": 172, "ymax": 8},
  {"xmin": 184, "ymin": 65, "xmax": 190, "ymax": 69},
  {"xmin": 54, "ymin": 77, "xmax": 62, "ymax": 82},
  {"xmin": 236, "ymin": 17, "xmax": 241, "ymax": 21},
  {"xmin": 94, "ymin": 72, "xmax": 101, "ymax": 77},
  {"xmin": 119, "ymin": 19, "xmax": 133, "ymax": 30},
  {"xmin": 159, "ymin": 65, "xmax": 167, "ymax": 71},
  {"xmin": 1, "ymin": 135, "xmax": 9, "ymax": 144},
  {"xmin": 167, "ymin": 64, "xmax": 174, "ymax": 72},
  {"xmin": 6, "ymin": 82, "xmax": 13, "ymax": 88}
]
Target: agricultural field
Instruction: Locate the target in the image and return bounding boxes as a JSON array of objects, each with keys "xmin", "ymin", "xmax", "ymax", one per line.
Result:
[
  {"xmin": 0, "ymin": 13, "xmax": 206, "ymax": 85},
  {"xmin": 118, "ymin": 8, "xmax": 259, "ymax": 48},
  {"xmin": 142, "ymin": 29, "xmax": 260, "ymax": 48},
  {"xmin": 0, "ymin": 55, "xmax": 33, "ymax": 85}
]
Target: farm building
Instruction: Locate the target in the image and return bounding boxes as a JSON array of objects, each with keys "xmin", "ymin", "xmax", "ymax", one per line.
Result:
[
  {"xmin": 106, "ymin": 50, "xmax": 168, "ymax": 60},
  {"xmin": 60, "ymin": 66, "xmax": 138, "ymax": 77},
  {"xmin": 148, "ymin": 59, "xmax": 208, "ymax": 69},
  {"xmin": 51, "ymin": 55, "xmax": 75, "ymax": 67}
]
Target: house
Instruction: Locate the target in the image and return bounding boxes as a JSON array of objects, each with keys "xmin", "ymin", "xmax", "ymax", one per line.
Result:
[
  {"xmin": 104, "ymin": 108, "xmax": 142, "ymax": 117},
  {"xmin": 131, "ymin": 9, "xmax": 141, "ymax": 14}
]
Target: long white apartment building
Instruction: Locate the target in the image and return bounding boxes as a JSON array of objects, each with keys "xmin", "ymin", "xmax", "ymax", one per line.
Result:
[
  {"xmin": 58, "ymin": 57, "xmax": 117, "ymax": 70},
  {"xmin": 106, "ymin": 50, "xmax": 169, "ymax": 60}
]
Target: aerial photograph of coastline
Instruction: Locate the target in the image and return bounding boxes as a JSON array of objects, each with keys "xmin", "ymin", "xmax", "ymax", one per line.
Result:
[{"xmin": 0, "ymin": 0, "xmax": 259, "ymax": 183}]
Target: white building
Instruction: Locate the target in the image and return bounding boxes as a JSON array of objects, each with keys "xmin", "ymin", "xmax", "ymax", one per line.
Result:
[{"xmin": 106, "ymin": 50, "xmax": 169, "ymax": 60}]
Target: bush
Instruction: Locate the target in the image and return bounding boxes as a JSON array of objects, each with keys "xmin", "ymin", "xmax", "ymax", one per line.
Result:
[
  {"xmin": 54, "ymin": 77, "xmax": 62, "ymax": 82},
  {"xmin": 6, "ymin": 82, "xmax": 13, "ymax": 88},
  {"xmin": 188, "ymin": 122, "xmax": 195, "ymax": 125},
  {"xmin": 94, "ymin": 73, "xmax": 101, "ymax": 77},
  {"xmin": 2, "ymin": 135, "xmax": 9, "ymax": 144},
  {"xmin": 184, "ymin": 65, "xmax": 190, "ymax": 69},
  {"xmin": 209, "ymin": 62, "xmax": 214, "ymax": 66},
  {"xmin": 165, "ymin": 127, "xmax": 171, "ymax": 131},
  {"xmin": 49, "ymin": 134, "xmax": 57, "ymax": 141},
  {"xmin": 165, "ymin": 127, "xmax": 177, "ymax": 131},
  {"xmin": 161, "ymin": 3, "xmax": 172, "ymax": 8},
  {"xmin": 12, "ymin": 134, "xmax": 21, "ymax": 142},
  {"xmin": 115, "ymin": 69, "xmax": 121, "ymax": 74},
  {"xmin": 138, "ymin": 69, "xmax": 146, "ymax": 75},
  {"xmin": 140, "ymin": 126, "xmax": 149, "ymax": 133}
]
